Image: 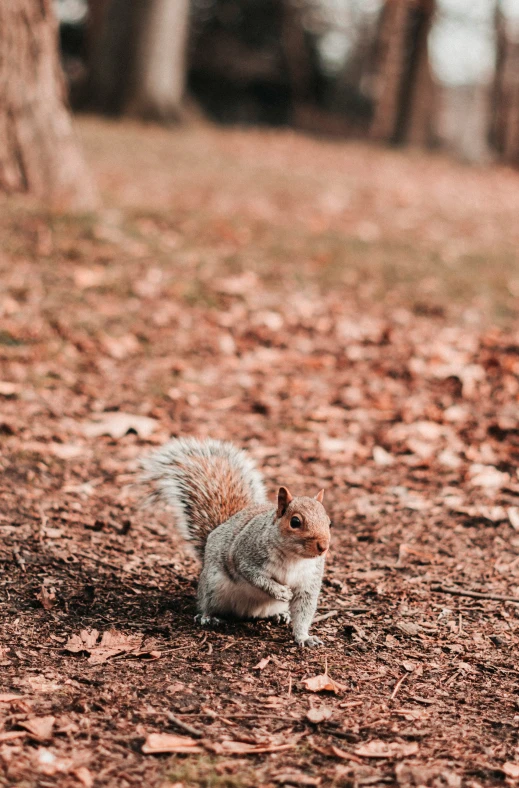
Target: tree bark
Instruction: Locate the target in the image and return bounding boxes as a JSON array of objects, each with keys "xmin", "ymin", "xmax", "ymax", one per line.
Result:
[
  {"xmin": 128, "ymin": 0, "xmax": 189, "ymax": 121},
  {"xmin": 0, "ymin": 0, "xmax": 97, "ymax": 209},
  {"xmin": 491, "ymin": 8, "xmax": 519, "ymax": 164},
  {"xmin": 88, "ymin": 0, "xmax": 189, "ymax": 121},
  {"xmin": 370, "ymin": 0, "xmax": 436, "ymax": 147}
]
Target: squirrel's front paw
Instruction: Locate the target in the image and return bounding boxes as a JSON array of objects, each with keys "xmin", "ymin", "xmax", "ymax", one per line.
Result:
[
  {"xmin": 296, "ymin": 635, "xmax": 323, "ymax": 648},
  {"xmin": 274, "ymin": 586, "xmax": 293, "ymax": 603},
  {"xmin": 272, "ymin": 611, "xmax": 291, "ymax": 625}
]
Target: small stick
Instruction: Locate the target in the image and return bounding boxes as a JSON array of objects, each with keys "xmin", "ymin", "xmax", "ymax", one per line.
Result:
[
  {"xmin": 313, "ymin": 610, "xmax": 339, "ymax": 623},
  {"xmin": 432, "ymin": 584, "xmax": 519, "ymax": 604},
  {"xmin": 12, "ymin": 547, "xmax": 25, "ymax": 572},
  {"xmin": 390, "ymin": 672, "xmax": 409, "ymax": 701},
  {"xmin": 287, "ymin": 672, "xmax": 292, "ymax": 697},
  {"xmin": 166, "ymin": 712, "xmax": 204, "ymax": 738}
]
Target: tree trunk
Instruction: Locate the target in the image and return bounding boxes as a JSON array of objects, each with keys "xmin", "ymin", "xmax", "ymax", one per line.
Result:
[
  {"xmin": 128, "ymin": 0, "xmax": 189, "ymax": 121},
  {"xmin": 0, "ymin": 0, "xmax": 97, "ymax": 209},
  {"xmin": 370, "ymin": 0, "xmax": 436, "ymax": 147},
  {"xmin": 491, "ymin": 7, "xmax": 519, "ymax": 164},
  {"xmin": 89, "ymin": 0, "xmax": 189, "ymax": 121}
]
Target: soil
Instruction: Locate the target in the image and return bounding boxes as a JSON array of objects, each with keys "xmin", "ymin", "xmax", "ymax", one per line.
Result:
[{"xmin": 1, "ymin": 119, "xmax": 519, "ymax": 788}]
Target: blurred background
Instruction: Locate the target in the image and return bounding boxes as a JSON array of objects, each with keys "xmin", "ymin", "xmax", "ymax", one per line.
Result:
[{"xmin": 55, "ymin": 0, "xmax": 519, "ymax": 164}]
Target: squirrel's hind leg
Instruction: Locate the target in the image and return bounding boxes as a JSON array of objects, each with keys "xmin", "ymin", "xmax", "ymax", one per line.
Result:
[{"xmin": 195, "ymin": 613, "xmax": 224, "ymax": 627}]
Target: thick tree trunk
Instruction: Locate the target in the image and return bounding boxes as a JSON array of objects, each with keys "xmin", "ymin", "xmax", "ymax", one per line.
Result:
[{"xmin": 0, "ymin": 0, "xmax": 97, "ymax": 209}]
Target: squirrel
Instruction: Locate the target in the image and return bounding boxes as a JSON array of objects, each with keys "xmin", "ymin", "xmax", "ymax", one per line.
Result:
[{"xmin": 141, "ymin": 437, "xmax": 331, "ymax": 647}]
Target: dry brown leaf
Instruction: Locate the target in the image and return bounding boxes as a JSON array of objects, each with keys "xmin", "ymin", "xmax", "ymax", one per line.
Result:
[
  {"xmin": 508, "ymin": 508, "xmax": 519, "ymax": 531},
  {"xmin": 36, "ymin": 584, "xmax": 56, "ymax": 611},
  {"xmin": 0, "ymin": 731, "xmax": 27, "ymax": 742},
  {"xmin": 87, "ymin": 630, "xmax": 142, "ymax": 665},
  {"xmin": 306, "ymin": 706, "xmax": 333, "ymax": 723},
  {"xmin": 0, "ymin": 693, "xmax": 25, "ymax": 703},
  {"xmin": 64, "ymin": 629, "xmax": 100, "ymax": 653},
  {"xmin": 64, "ymin": 628, "xmax": 142, "ymax": 664},
  {"xmin": 354, "ymin": 740, "xmax": 419, "ymax": 759},
  {"xmin": 252, "ymin": 656, "xmax": 271, "ymax": 671},
  {"xmin": 73, "ymin": 766, "xmax": 94, "ymax": 788},
  {"xmin": 207, "ymin": 740, "xmax": 295, "ymax": 755},
  {"xmin": 302, "ymin": 672, "xmax": 345, "ymax": 694},
  {"xmin": 503, "ymin": 763, "xmax": 519, "ymax": 779},
  {"xmin": 142, "ymin": 733, "xmax": 203, "ymax": 754},
  {"xmin": 21, "ymin": 716, "xmax": 55, "ymax": 741},
  {"xmin": 82, "ymin": 412, "xmax": 157, "ymax": 440}
]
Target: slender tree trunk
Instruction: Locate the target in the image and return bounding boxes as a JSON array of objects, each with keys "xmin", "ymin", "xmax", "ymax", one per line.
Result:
[
  {"xmin": 128, "ymin": 0, "xmax": 189, "ymax": 121},
  {"xmin": 370, "ymin": 0, "xmax": 436, "ymax": 146},
  {"xmin": 89, "ymin": 0, "xmax": 189, "ymax": 121},
  {"xmin": 491, "ymin": 8, "xmax": 519, "ymax": 164},
  {"xmin": 0, "ymin": 0, "xmax": 97, "ymax": 209}
]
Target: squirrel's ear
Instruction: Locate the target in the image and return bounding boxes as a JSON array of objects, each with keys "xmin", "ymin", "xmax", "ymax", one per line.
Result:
[
  {"xmin": 277, "ymin": 486, "xmax": 293, "ymax": 518},
  {"xmin": 315, "ymin": 489, "xmax": 325, "ymax": 503}
]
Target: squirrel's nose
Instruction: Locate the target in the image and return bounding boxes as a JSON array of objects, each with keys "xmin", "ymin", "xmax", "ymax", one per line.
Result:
[{"xmin": 316, "ymin": 541, "xmax": 328, "ymax": 555}]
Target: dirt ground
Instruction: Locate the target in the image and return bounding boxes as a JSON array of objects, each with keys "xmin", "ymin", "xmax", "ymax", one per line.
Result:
[{"xmin": 2, "ymin": 119, "xmax": 519, "ymax": 788}]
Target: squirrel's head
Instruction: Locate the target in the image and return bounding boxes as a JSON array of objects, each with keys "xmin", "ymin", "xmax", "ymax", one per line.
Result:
[{"xmin": 276, "ymin": 486, "xmax": 331, "ymax": 559}]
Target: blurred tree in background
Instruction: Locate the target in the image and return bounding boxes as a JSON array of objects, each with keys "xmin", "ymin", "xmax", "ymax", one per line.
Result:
[
  {"xmin": 0, "ymin": 0, "xmax": 96, "ymax": 208},
  {"xmin": 88, "ymin": 0, "xmax": 189, "ymax": 119},
  {"xmin": 1, "ymin": 0, "xmax": 518, "ymax": 209}
]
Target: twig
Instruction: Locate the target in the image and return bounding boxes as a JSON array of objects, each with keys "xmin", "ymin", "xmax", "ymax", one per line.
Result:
[
  {"xmin": 12, "ymin": 547, "xmax": 25, "ymax": 573},
  {"xmin": 166, "ymin": 712, "xmax": 204, "ymax": 738},
  {"xmin": 432, "ymin": 584, "xmax": 519, "ymax": 604},
  {"xmin": 390, "ymin": 672, "xmax": 409, "ymax": 700},
  {"xmin": 313, "ymin": 609, "xmax": 339, "ymax": 623}
]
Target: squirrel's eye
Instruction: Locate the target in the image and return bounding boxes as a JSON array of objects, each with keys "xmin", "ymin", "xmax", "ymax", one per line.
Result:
[{"xmin": 290, "ymin": 516, "xmax": 302, "ymax": 529}]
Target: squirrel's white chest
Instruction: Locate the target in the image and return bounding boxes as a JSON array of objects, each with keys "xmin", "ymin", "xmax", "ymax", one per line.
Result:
[{"xmin": 270, "ymin": 556, "xmax": 313, "ymax": 588}]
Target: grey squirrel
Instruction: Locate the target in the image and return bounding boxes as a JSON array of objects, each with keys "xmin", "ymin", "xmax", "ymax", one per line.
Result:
[{"xmin": 141, "ymin": 437, "xmax": 331, "ymax": 647}]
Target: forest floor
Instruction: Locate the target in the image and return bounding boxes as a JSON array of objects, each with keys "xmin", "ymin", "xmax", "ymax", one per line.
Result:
[{"xmin": 2, "ymin": 118, "xmax": 519, "ymax": 788}]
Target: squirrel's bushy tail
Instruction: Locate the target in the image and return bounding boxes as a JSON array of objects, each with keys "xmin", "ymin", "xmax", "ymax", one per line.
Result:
[{"xmin": 141, "ymin": 437, "xmax": 267, "ymax": 558}]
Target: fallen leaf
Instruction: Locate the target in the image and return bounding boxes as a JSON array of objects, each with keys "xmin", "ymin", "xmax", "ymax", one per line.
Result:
[
  {"xmin": 21, "ymin": 716, "xmax": 55, "ymax": 741},
  {"xmin": 207, "ymin": 740, "xmax": 295, "ymax": 755},
  {"xmin": 142, "ymin": 733, "xmax": 203, "ymax": 754},
  {"xmin": 73, "ymin": 265, "xmax": 105, "ymax": 289},
  {"xmin": 0, "ymin": 693, "xmax": 26, "ymax": 703},
  {"xmin": 354, "ymin": 740, "xmax": 419, "ymax": 759},
  {"xmin": 64, "ymin": 629, "xmax": 100, "ymax": 653},
  {"xmin": 373, "ymin": 445, "xmax": 394, "ymax": 466},
  {"xmin": 302, "ymin": 672, "xmax": 345, "ymax": 694},
  {"xmin": 74, "ymin": 766, "xmax": 94, "ymax": 788},
  {"xmin": 101, "ymin": 333, "xmax": 140, "ymax": 360},
  {"xmin": 396, "ymin": 621, "xmax": 422, "ymax": 637},
  {"xmin": 252, "ymin": 656, "xmax": 271, "ymax": 671},
  {"xmin": 166, "ymin": 682, "xmax": 185, "ymax": 694},
  {"xmin": 0, "ymin": 381, "xmax": 19, "ymax": 397},
  {"xmin": 82, "ymin": 412, "xmax": 158, "ymax": 440},
  {"xmin": 468, "ymin": 464, "xmax": 509, "ymax": 489},
  {"xmin": 0, "ymin": 731, "xmax": 27, "ymax": 742},
  {"xmin": 508, "ymin": 508, "xmax": 519, "ymax": 531},
  {"xmin": 503, "ymin": 762, "xmax": 519, "ymax": 779},
  {"xmin": 306, "ymin": 706, "xmax": 333, "ymax": 723},
  {"xmin": 36, "ymin": 584, "xmax": 56, "ymax": 611},
  {"xmin": 87, "ymin": 630, "xmax": 142, "ymax": 665},
  {"xmin": 63, "ymin": 628, "xmax": 143, "ymax": 664}
]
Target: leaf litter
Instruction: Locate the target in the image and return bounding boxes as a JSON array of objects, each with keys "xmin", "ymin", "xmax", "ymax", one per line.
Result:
[{"xmin": 2, "ymin": 119, "xmax": 519, "ymax": 786}]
